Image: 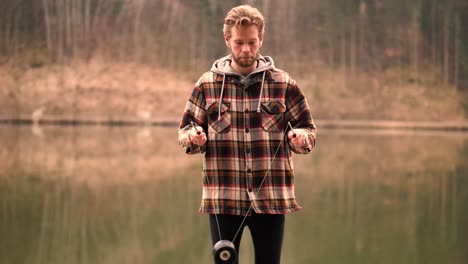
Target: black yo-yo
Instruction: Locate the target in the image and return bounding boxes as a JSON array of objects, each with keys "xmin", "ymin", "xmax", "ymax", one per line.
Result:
[{"xmin": 213, "ymin": 240, "xmax": 237, "ymax": 264}]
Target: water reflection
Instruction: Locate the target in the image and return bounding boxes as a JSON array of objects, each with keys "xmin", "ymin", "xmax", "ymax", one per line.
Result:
[{"xmin": 0, "ymin": 125, "xmax": 467, "ymax": 264}]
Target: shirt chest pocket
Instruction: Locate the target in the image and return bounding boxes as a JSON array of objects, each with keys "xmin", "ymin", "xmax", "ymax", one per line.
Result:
[
  {"xmin": 261, "ymin": 101, "xmax": 286, "ymax": 132},
  {"xmin": 207, "ymin": 101, "xmax": 231, "ymax": 133}
]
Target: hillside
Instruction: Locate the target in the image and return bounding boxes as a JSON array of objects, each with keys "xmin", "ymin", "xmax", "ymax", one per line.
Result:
[
  {"xmin": 1, "ymin": 0, "xmax": 467, "ymax": 125},
  {"xmin": 1, "ymin": 59, "xmax": 466, "ymax": 123}
]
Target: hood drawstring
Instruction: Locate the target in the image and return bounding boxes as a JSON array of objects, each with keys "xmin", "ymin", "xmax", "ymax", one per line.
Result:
[
  {"xmin": 256, "ymin": 71, "xmax": 266, "ymax": 113},
  {"xmin": 218, "ymin": 74, "xmax": 226, "ymax": 120},
  {"xmin": 218, "ymin": 71, "xmax": 266, "ymax": 119}
]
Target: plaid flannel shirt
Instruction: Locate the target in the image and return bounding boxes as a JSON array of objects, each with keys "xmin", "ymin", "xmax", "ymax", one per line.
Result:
[{"xmin": 179, "ymin": 62, "xmax": 316, "ymax": 216}]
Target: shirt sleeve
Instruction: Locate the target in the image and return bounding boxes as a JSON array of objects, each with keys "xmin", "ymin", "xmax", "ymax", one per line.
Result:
[
  {"xmin": 285, "ymin": 80, "xmax": 317, "ymax": 154},
  {"xmin": 178, "ymin": 82, "xmax": 207, "ymax": 155}
]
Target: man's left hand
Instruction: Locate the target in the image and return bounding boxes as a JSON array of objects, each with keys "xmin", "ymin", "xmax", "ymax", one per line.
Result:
[{"xmin": 287, "ymin": 129, "xmax": 308, "ymax": 148}]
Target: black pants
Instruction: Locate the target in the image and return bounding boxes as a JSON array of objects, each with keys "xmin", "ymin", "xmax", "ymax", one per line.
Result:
[{"xmin": 209, "ymin": 212, "xmax": 285, "ymax": 264}]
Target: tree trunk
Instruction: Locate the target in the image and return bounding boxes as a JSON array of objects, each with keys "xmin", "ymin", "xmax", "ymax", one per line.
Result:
[
  {"xmin": 442, "ymin": 15, "xmax": 450, "ymax": 86},
  {"xmin": 42, "ymin": 0, "xmax": 52, "ymax": 59},
  {"xmin": 411, "ymin": 6, "xmax": 420, "ymax": 83},
  {"xmin": 350, "ymin": 22, "xmax": 357, "ymax": 78},
  {"xmin": 454, "ymin": 15, "xmax": 460, "ymax": 89}
]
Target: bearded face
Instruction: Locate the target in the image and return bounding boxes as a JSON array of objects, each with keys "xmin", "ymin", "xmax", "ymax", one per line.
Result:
[{"xmin": 225, "ymin": 25, "xmax": 263, "ymax": 72}]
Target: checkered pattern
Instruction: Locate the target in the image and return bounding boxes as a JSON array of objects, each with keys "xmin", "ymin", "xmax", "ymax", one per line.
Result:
[{"xmin": 179, "ymin": 67, "xmax": 317, "ymax": 215}]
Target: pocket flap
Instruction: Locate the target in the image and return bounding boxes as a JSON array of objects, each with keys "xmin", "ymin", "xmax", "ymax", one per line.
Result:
[
  {"xmin": 261, "ymin": 101, "xmax": 286, "ymax": 114},
  {"xmin": 207, "ymin": 101, "xmax": 231, "ymax": 133},
  {"xmin": 208, "ymin": 102, "xmax": 230, "ymax": 120}
]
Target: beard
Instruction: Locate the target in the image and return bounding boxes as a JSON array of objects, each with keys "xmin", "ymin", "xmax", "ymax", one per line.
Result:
[{"xmin": 232, "ymin": 53, "xmax": 258, "ymax": 68}]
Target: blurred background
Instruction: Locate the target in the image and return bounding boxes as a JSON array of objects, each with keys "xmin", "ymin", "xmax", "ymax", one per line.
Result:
[
  {"xmin": 0, "ymin": 0, "xmax": 467, "ymax": 121},
  {"xmin": 1, "ymin": 1, "xmax": 468, "ymax": 264}
]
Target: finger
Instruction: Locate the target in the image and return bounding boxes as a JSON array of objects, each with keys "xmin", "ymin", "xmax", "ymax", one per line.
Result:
[
  {"xmin": 190, "ymin": 128, "xmax": 197, "ymax": 137},
  {"xmin": 291, "ymin": 135, "xmax": 305, "ymax": 147},
  {"xmin": 199, "ymin": 138, "xmax": 207, "ymax": 145},
  {"xmin": 195, "ymin": 134, "xmax": 203, "ymax": 143},
  {"xmin": 291, "ymin": 137, "xmax": 299, "ymax": 146},
  {"xmin": 194, "ymin": 133, "xmax": 207, "ymax": 145},
  {"xmin": 298, "ymin": 135, "xmax": 306, "ymax": 147}
]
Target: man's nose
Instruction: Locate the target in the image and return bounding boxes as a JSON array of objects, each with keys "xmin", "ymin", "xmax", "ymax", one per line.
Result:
[{"xmin": 241, "ymin": 44, "xmax": 250, "ymax": 53}]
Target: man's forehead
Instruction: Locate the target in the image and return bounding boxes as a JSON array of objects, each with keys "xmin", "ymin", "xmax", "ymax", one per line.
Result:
[{"xmin": 229, "ymin": 25, "xmax": 261, "ymax": 39}]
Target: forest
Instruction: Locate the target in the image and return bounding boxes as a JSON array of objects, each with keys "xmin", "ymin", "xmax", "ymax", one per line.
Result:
[{"xmin": 1, "ymin": 0, "xmax": 467, "ymax": 121}]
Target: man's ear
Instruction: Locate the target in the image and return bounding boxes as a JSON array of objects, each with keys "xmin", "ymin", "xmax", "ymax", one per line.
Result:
[
  {"xmin": 259, "ymin": 34, "xmax": 264, "ymax": 48},
  {"xmin": 224, "ymin": 34, "xmax": 230, "ymax": 48}
]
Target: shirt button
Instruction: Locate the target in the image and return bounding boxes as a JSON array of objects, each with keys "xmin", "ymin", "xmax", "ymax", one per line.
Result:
[
  {"xmin": 246, "ymin": 148, "xmax": 251, "ymax": 154},
  {"xmin": 244, "ymin": 109, "xmax": 249, "ymax": 113},
  {"xmin": 245, "ymin": 128, "xmax": 250, "ymax": 133},
  {"xmin": 247, "ymin": 168, "xmax": 252, "ymax": 173},
  {"xmin": 248, "ymin": 188, "xmax": 253, "ymax": 192}
]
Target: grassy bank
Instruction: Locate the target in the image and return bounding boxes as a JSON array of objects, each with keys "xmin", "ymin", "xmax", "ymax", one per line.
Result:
[{"xmin": 0, "ymin": 59, "xmax": 466, "ymax": 124}]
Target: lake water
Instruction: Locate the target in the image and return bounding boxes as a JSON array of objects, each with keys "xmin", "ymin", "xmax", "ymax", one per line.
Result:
[{"xmin": 0, "ymin": 125, "xmax": 467, "ymax": 264}]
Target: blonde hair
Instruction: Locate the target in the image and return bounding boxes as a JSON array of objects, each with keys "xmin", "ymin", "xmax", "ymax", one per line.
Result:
[{"xmin": 223, "ymin": 5, "xmax": 265, "ymax": 39}]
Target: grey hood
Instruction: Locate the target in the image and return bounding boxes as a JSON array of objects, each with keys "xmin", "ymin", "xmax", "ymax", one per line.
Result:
[
  {"xmin": 211, "ymin": 55, "xmax": 276, "ymax": 118},
  {"xmin": 210, "ymin": 54, "xmax": 275, "ymax": 76}
]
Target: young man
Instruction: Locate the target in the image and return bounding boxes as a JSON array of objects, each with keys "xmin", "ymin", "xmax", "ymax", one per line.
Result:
[{"xmin": 178, "ymin": 5, "xmax": 317, "ymax": 264}]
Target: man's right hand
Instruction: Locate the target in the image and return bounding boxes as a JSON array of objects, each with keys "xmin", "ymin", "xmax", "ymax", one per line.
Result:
[{"xmin": 188, "ymin": 126, "xmax": 207, "ymax": 146}]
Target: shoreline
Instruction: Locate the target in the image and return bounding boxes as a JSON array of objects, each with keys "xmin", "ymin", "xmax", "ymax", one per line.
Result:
[{"xmin": 1, "ymin": 115, "xmax": 468, "ymax": 132}]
